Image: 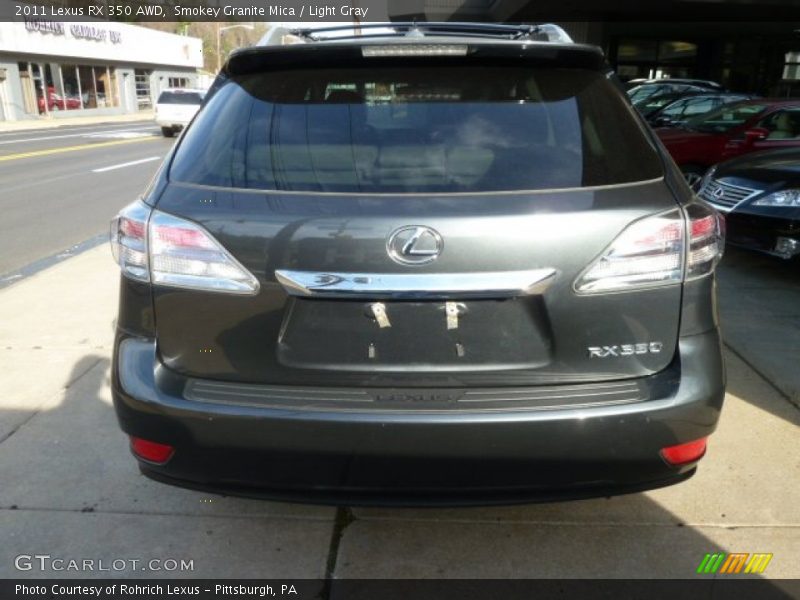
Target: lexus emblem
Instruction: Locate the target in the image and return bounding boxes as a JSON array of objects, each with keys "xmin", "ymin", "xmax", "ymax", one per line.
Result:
[{"xmin": 387, "ymin": 226, "xmax": 443, "ymax": 265}]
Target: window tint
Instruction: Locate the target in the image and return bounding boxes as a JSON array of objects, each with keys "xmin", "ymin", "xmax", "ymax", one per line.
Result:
[
  {"xmin": 628, "ymin": 84, "xmax": 664, "ymax": 103},
  {"xmin": 157, "ymin": 91, "xmax": 203, "ymax": 105},
  {"xmin": 687, "ymin": 104, "xmax": 766, "ymax": 133},
  {"xmin": 638, "ymin": 94, "xmax": 680, "ymax": 111},
  {"xmin": 660, "ymin": 98, "xmax": 690, "ymax": 117},
  {"xmin": 682, "ymin": 97, "xmax": 716, "ymax": 116},
  {"xmin": 759, "ymin": 109, "xmax": 800, "ymax": 140},
  {"xmin": 171, "ymin": 67, "xmax": 662, "ymax": 193}
]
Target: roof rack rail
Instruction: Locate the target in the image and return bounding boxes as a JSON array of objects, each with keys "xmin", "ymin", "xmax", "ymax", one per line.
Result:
[{"xmin": 286, "ymin": 22, "xmax": 573, "ymax": 44}]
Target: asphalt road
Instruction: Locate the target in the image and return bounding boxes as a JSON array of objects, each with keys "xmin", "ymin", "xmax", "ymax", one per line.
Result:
[{"xmin": 0, "ymin": 121, "xmax": 174, "ymax": 276}]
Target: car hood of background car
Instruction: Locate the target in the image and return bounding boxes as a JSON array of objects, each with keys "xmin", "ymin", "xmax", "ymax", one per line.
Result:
[{"xmin": 715, "ymin": 147, "xmax": 800, "ymax": 183}]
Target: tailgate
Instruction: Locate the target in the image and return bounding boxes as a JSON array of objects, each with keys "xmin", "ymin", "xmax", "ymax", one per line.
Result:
[
  {"xmin": 152, "ymin": 180, "xmax": 680, "ymax": 387},
  {"xmin": 152, "ymin": 51, "xmax": 678, "ymax": 387}
]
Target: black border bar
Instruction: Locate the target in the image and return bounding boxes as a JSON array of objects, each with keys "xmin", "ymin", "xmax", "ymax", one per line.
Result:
[
  {"xmin": 2, "ymin": 579, "xmax": 800, "ymax": 600},
  {"xmin": 6, "ymin": 0, "xmax": 800, "ymax": 22}
]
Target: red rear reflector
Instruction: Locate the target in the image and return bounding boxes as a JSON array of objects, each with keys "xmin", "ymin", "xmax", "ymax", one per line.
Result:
[
  {"xmin": 153, "ymin": 224, "xmax": 214, "ymax": 249},
  {"xmin": 691, "ymin": 215, "xmax": 716, "ymax": 240},
  {"xmin": 130, "ymin": 436, "xmax": 175, "ymax": 464},
  {"xmin": 120, "ymin": 217, "xmax": 146, "ymax": 240},
  {"xmin": 660, "ymin": 437, "xmax": 707, "ymax": 466}
]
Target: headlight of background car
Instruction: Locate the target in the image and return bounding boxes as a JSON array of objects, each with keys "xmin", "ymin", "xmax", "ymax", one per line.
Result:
[{"xmin": 753, "ymin": 190, "xmax": 800, "ymax": 207}]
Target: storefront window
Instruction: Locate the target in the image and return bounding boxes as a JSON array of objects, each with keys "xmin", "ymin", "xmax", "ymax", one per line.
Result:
[
  {"xmin": 78, "ymin": 65, "xmax": 96, "ymax": 109},
  {"xmin": 617, "ymin": 40, "xmax": 658, "ymax": 63},
  {"xmin": 61, "ymin": 64, "xmax": 81, "ymax": 111},
  {"xmin": 658, "ymin": 41, "xmax": 697, "ymax": 63},
  {"xmin": 29, "ymin": 63, "xmax": 45, "ymax": 114},
  {"xmin": 94, "ymin": 66, "xmax": 107, "ymax": 108},
  {"xmin": 168, "ymin": 77, "xmax": 189, "ymax": 88},
  {"xmin": 24, "ymin": 63, "xmax": 117, "ymax": 112},
  {"xmin": 18, "ymin": 63, "xmax": 37, "ymax": 114},
  {"xmin": 135, "ymin": 69, "xmax": 152, "ymax": 109},
  {"xmin": 108, "ymin": 68, "xmax": 120, "ymax": 108},
  {"xmin": 616, "ymin": 39, "xmax": 698, "ymax": 82},
  {"xmin": 14, "ymin": 60, "xmax": 127, "ymax": 116},
  {"xmin": 50, "ymin": 62, "xmax": 67, "ymax": 111},
  {"xmin": 784, "ymin": 52, "xmax": 800, "ymax": 80}
]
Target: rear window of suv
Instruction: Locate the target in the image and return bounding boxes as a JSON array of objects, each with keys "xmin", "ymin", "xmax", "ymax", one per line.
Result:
[
  {"xmin": 170, "ymin": 66, "xmax": 663, "ymax": 193},
  {"xmin": 157, "ymin": 91, "xmax": 204, "ymax": 105}
]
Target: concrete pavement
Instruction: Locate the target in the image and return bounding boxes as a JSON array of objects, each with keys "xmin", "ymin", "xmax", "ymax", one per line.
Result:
[
  {"xmin": 717, "ymin": 247, "xmax": 800, "ymax": 405},
  {"xmin": 0, "ymin": 112, "xmax": 155, "ymax": 133},
  {"xmin": 0, "ymin": 245, "xmax": 797, "ymax": 579}
]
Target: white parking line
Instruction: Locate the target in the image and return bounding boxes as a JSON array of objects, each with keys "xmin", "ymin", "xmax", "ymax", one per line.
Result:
[
  {"xmin": 85, "ymin": 131, "xmax": 155, "ymax": 140},
  {"xmin": 92, "ymin": 156, "xmax": 162, "ymax": 173},
  {"xmin": 0, "ymin": 127, "xmax": 157, "ymax": 146},
  {"xmin": 0, "ymin": 121, "xmax": 155, "ymax": 137}
]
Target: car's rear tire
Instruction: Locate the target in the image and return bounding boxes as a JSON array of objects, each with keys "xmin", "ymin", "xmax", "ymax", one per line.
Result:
[
  {"xmin": 680, "ymin": 164, "xmax": 706, "ymax": 190},
  {"xmin": 161, "ymin": 127, "xmax": 175, "ymax": 138}
]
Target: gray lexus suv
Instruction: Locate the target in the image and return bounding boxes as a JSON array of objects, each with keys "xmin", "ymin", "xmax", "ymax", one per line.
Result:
[{"xmin": 110, "ymin": 23, "xmax": 726, "ymax": 505}]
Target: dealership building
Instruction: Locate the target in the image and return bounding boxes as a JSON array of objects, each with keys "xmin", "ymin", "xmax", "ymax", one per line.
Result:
[
  {"xmin": 0, "ymin": 20, "xmax": 203, "ymax": 121},
  {"xmin": 396, "ymin": 1, "xmax": 800, "ymax": 96},
  {"xmin": 574, "ymin": 21, "xmax": 800, "ymax": 96}
]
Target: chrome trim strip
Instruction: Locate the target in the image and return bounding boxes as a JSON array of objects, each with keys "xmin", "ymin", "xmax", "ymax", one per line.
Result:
[
  {"xmin": 172, "ymin": 177, "xmax": 665, "ymax": 198},
  {"xmin": 274, "ymin": 268, "xmax": 557, "ymax": 299}
]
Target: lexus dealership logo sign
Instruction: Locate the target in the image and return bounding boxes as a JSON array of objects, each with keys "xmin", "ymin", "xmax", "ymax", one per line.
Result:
[{"xmin": 23, "ymin": 18, "xmax": 121, "ymax": 44}]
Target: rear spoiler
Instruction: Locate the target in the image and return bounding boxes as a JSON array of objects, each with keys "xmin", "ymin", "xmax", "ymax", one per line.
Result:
[
  {"xmin": 280, "ymin": 22, "xmax": 575, "ymax": 44},
  {"xmin": 222, "ymin": 39, "xmax": 605, "ymax": 78}
]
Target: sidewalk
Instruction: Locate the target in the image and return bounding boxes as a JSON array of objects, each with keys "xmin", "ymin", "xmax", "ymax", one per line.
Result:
[
  {"xmin": 0, "ymin": 245, "xmax": 797, "ymax": 579},
  {"xmin": 0, "ymin": 111, "xmax": 155, "ymax": 133},
  {"xmin": 717, "ymin": 247, "xmax": 800, "ymax": 404}
]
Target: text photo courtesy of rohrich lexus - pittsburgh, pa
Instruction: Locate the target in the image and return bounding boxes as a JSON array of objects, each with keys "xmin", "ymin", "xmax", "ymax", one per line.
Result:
[{"xmin": 0, "ymin": 1, "xmax": 798, "ymax": 599}]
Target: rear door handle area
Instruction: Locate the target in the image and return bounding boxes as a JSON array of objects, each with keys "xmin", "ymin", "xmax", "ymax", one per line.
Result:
[{"xmin": 274, "ymin": 268, "xmax": 557, "ymax": 300}]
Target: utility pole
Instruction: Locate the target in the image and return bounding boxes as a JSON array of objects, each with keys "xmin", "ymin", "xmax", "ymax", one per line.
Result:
[{"xmin": 217, "ymin": 24, "xmax": 255, "ymax": 73}]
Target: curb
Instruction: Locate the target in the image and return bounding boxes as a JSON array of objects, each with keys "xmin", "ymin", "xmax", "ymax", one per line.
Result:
[
  {"xmin": 0, "ymin": 235, "xmax": 107, "ymax": 291},
  {"xmin": 0, "ymin": 114, "xmax": 155, "ymax": 134}
]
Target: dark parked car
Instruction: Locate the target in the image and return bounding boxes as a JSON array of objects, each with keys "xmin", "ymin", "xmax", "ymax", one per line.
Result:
[
  {"xmin": 639, "ymin": 93, "xmax": 752, "ymax": 128},
  {"xmin": 109, "ymin": 22, "xmax": 726, "ymax": 505},
  {"xmin": 698, "ymin": 148, "xmax": 800, "ymax": 259},
  {"xmin": 658, "ymin": 99, "xmax": 800, "ymax": 186},
  {"xmin": 628, "ymin": 80, "xmax": 725, "ymax": 105},
  {"xmin": 626, "ymin": 78, "xmax": 724, "ymax": 92}
]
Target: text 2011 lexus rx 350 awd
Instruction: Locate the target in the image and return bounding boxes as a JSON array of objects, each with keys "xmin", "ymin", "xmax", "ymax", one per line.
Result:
[{"xmin": 110, "ymin": 23, "xmax": 726, "ymax": 505}]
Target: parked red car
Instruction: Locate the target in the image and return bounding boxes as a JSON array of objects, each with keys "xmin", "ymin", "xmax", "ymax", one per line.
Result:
[
  {"xmin": 657, "ymin": 99, "xmax": 800, "ymax": 186},
  {"xmin": 37, "ymin": 86, "xmax": 82, "ymax": 113}
]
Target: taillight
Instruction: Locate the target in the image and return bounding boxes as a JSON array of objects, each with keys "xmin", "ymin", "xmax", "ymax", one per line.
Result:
[
  {"xmin": 685, "ymin": 203, "xmax": 725, "ymax": 279},
  {"xmin": 574, "ymin": 204, "xmax": 724, "ymax": 294},
  {"xmin": 110, "ymin": 200, "xmax": 259, "ymax": 295},
  {"xmin": 149, "ymin": 211, "xmax": 259, "ymax": 294},
  {"xmin": 110, "ymin": 200, "xmax": 150, "ymax": 282},
  {"xmin": 575, "ymin": 209, "xmax": 684, "ymax": 293}
]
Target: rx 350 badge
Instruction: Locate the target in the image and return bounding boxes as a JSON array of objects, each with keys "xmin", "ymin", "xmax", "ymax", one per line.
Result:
[{"xmin": 588, "ymin": 342, "xmax": 664, "ymax": 358}]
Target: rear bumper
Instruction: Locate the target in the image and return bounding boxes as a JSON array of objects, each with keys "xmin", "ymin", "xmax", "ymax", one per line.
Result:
[
  {"xmin": 154, "ymin": 119, "xmax": 187, "ymax": 130},
  {"xmin": 111, "ymin": 330, "xmax": 725, "ymax": 506}
]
